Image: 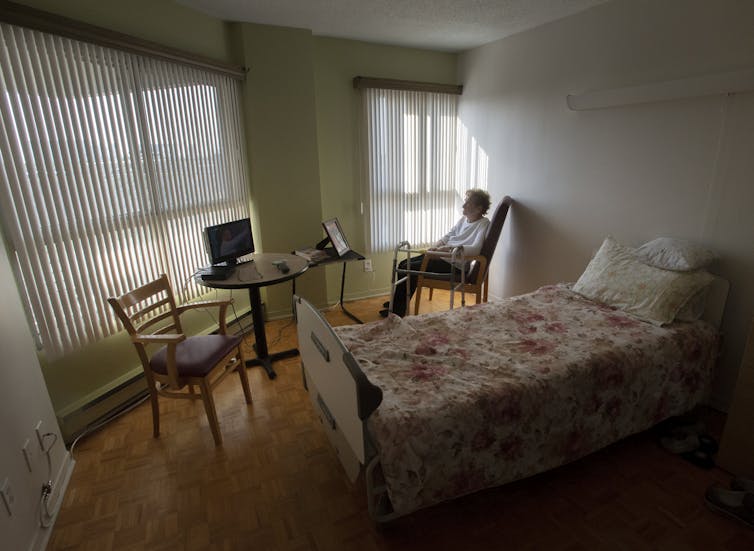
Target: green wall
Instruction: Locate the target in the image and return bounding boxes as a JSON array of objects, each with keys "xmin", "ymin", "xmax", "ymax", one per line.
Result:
[
  {"xmin": 3, "ymin": 0, "xmax": 458, "ymax": 429},
  {"xmin": 313, "ymin": 38, "xmax": 458, "ymax": 302},
  {"xmin": 232, "ymin": 22, "xmax": 328, "ymax": 316}
]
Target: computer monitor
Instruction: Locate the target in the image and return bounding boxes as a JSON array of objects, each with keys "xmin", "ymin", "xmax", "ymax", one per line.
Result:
[
  {"xmin": 204, "ymin": 218, "xmax": 254, "ymax": 266},
  {"xmin": 322, "ymin": 218, "xmax": 351, "ymax": 257}
]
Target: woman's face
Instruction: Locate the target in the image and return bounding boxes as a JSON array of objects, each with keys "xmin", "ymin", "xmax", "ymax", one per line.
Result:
[{"xmin": 462, "ymin": 198, "xmax": 483, "ymax": 220}]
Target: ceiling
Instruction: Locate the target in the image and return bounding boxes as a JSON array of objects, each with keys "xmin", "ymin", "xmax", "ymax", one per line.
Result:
[{"xmin": 177, "ymin": 0, "xmax": 611, "ymax": 53}]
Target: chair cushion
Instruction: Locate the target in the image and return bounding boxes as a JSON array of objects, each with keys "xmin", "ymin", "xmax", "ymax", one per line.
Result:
[{"xmin": 150, "ymin": 334, "xmax": 242, "ymax": 378}]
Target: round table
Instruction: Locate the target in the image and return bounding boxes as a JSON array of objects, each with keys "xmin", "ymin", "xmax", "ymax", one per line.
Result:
[{"xmin": 196, "ymin": 252, "xmax": 308, "ymax": 379}]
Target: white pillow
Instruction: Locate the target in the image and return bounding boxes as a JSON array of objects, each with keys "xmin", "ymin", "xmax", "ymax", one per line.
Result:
[
  {"xmin": 636, "ymin": 237, "xmax": 716, "ymax": 272},
  {"xmin": 675, "ymin": 288, "xmax": 709, "ymax": 322},
  {"xmin": 573, "ymin": 236, "xmax": 714, "ymax": 325}
]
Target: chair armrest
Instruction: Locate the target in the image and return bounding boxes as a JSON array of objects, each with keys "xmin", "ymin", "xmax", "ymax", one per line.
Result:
[
  {"xmin": 176, "ymin": 300, "xmax": 233, "ymax": 335},
  {"xmin": 175, "ymin": 299, "xmax": 232, "ymax": 314},
  {"xmin": 463, "ymin": 255, "xmax": 488, "ymax": 283},
  {"xmin": 464, "ymin": 254, "xmax": 485, "ymax": 263},
  {"xmin": 133, "ymin": 334, "xmax": 185, "ymax": 386},
  {"xmin": 132, "ymin": 333, "xmax": 186, "ymax": 345},
  {"xmin": 424, "ymin": 253, "xmax": 486, "ymax": 282},
  {"xmin": 419, "ymin": 246, "xmax": 466, "ymax": 272}
]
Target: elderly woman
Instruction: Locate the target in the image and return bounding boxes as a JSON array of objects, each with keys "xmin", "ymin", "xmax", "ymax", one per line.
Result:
[{"xmin": 381, "ymin": 188, "xmax": 492, "ymax": 317}]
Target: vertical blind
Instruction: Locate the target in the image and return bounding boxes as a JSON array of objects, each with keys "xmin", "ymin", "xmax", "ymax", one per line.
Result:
[
  {"xmin": 363, "ymin": 87, "xmax": 485, "ymax": 252},
  {"xmin": 0, "ymin": 23, "xmax": 251, "ymax": 359}
]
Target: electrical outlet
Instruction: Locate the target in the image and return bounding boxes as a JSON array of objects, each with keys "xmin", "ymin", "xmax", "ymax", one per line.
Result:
[
  {"xmin": 1, "ymin": 477, "xmax": 14, "ymax": 516},
  {"xmin": 35, "ymin": 420, "xmax": 44, "ymax": 451},
  {"xmin": 22, "ymin": 438, "xmax": 36, "ymax": 472},
  {"xmin": 363, "ymin": 259, "xmax": 373, "ymax": 272}
]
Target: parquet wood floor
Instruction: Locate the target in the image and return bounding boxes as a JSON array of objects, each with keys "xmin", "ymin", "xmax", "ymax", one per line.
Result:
[{"xmin": 49, "ymin": 291, "xmax": 754, "ymax": 550}]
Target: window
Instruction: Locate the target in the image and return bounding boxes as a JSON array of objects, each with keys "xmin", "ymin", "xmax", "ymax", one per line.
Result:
[
  {"xmin": 361, "ymin": 85, "xmax": 487, "ymax": 252},
  {"xmin": 0, "ymin": 23, "xmax": 250, "ymax": 359}
]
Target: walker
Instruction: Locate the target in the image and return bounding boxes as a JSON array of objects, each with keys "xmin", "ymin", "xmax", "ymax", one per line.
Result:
[{"xmin": 389, "ymin": 241, "xmax": 467, "ymax": 314}]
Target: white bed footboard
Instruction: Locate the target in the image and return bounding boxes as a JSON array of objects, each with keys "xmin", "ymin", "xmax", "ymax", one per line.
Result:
[{"xmin": 294, "ymin": 295, "xmax": 382, "ymax": 482}]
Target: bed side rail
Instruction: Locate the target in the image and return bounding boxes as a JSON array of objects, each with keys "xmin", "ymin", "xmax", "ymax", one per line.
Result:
[{"xmin": 294, "ymin": 295, "xmax": 382, "ymax": 468}]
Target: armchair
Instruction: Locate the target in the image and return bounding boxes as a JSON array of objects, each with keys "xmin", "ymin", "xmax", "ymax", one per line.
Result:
[
  {"xmin": 414, "ymin": 196, "xmax": 512, "ymax": 314},
  {"xmin": 108, "ymin": 274, "xmax": 252, "ymax": 446}
]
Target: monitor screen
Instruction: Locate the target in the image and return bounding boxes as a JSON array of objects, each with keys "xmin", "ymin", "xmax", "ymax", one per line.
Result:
[
  {"xmin": 322, "ymin": 218, "xmax": 351, "ymax": 257},
  {"xmin": 204, "ymin": 218, "xmax": 254, "ymax": 265}
]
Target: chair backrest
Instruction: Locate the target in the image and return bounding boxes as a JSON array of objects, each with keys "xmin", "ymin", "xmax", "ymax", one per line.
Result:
[
  {"xmin": 107, "ymin": 274, "xmax": 182, "ymax": 376},
  {"xmin": 470, "ymin": 195, "xmax": 512, "ymax": 281}
]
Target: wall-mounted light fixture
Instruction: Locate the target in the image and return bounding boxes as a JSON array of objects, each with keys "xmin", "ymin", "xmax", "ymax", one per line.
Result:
[{"xmin": 567, "ymin": 67, "xmax": 754, "ymax": 111}]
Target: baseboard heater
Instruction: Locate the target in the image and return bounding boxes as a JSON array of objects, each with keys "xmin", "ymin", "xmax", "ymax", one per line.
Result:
[{"xmin": 58, "ymin": 372, "xmax": 149, "ymax": 445}]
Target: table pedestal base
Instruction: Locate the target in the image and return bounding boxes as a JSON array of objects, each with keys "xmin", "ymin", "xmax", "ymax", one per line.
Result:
[{"xmin": 245, "ymin": 348, "xmax": 299, "ymax": 379}]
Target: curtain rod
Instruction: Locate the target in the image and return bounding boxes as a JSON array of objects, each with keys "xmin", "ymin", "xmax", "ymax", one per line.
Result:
[
  {"xmin": 0, "ymin": 0, "xmax": 246, "ymax": 80},
  {"xmin": 353, "ymin": 76, "xmax": 463, "ymax": 95}
]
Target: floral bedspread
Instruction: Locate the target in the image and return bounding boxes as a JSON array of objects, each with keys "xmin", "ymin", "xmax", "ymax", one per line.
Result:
[{"xmin": 333, "ymin": 285, "xmax": 718, "ymax": 516}]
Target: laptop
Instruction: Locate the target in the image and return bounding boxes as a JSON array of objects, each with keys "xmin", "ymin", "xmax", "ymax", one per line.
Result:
[{"xmin": 321, "ymin": 218, "xmax": 362, "ymax": 260}]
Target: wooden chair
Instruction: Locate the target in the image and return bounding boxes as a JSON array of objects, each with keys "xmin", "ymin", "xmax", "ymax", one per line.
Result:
[
  {"xmin": 414, "ymin": 196, "xmax": 512, "ymax": 314},
  {"xmin": 108, "ymin": 274, "xmax": 252, "ymax": 446}
]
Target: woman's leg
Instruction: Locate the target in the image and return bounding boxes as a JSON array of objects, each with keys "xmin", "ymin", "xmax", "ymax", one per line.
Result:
[
  {"xmin": 392, "ymin": 256, "xmax": 464, "ymax": 316},
  {"xmin": 389, "ymin": 255, "xmax": 427, "ymax": 316},
  {"xmin": 410, "ymin": 258, "xmax": 465, "ymax": 313}
]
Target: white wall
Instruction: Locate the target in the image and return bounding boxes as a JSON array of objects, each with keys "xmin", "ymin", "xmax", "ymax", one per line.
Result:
[
  {"xmin": 458, "ymin": 0, "xmax": 754, "ymax": 409},
  {"xmin": 0, "ymin": 241, "xmax": 74, "ymax": 549}
]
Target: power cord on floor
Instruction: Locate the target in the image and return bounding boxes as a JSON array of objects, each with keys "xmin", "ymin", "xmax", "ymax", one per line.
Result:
[
  {"xmin": 228, "ymin": 295, "xmax": 249, "ymax": 335},
  {"xmin": 68, "ymin": 391, "xmax": 151, "ymax": 459},
  {"xmin": 268, "ymin": 317, "xmax": 296, "ymax": 348}
]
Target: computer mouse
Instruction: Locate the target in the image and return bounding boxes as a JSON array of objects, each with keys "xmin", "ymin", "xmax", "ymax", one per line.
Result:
[{"xmin": 273, "ymin": 260, "xmax": 289, "ymax": 273}]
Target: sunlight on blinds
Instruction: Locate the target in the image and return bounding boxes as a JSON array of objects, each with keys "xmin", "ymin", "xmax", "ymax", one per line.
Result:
[
  {"xmin": 363, "ymin": 88, "xmax": 487, "ymax": 252},
  {"xmin": 0, "ymin": 23, "xmax": 250, "ymax": 359}
]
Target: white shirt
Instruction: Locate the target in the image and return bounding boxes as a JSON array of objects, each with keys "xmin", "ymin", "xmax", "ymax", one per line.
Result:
[{"xmin": 437, "ymin": 216, "xmax": 490, "ymax": 267}]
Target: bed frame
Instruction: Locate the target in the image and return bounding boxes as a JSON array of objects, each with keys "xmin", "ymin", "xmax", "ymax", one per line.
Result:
[
  {"xmin": 294, "ymin": 276, "xmax": 729, "ymax": 521},
  {"xmin": 295, "ymin": 295, "xmax": 397, "ymax": 519},
  {"xmin": 294, "ymin": 297, "xmax": 381, "ymax": 468}
]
